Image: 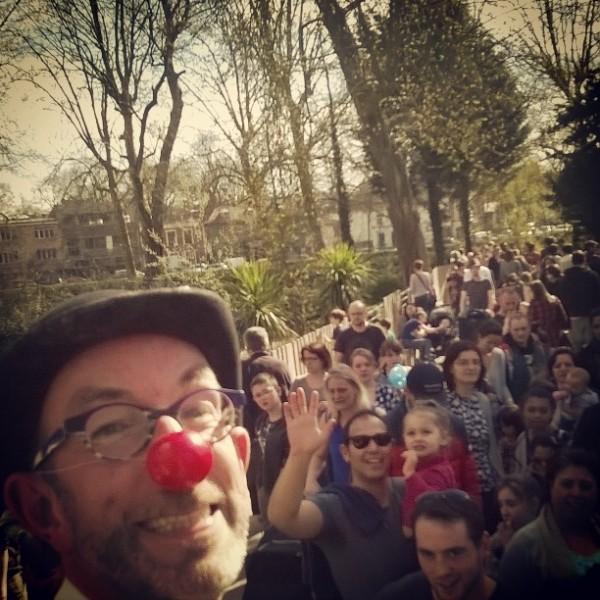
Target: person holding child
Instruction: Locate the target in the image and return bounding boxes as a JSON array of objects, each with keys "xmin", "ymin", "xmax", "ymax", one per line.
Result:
[{"xmin": 552, "ymin": 366, "xmax": 599, "ymax": 441}]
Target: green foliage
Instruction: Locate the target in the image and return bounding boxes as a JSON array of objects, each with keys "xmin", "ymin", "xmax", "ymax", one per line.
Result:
[
  {"xmin": 553, "ymin": 75, "xmax": 600, "ymax": 238},
  {"xmin": 311, "ymin": 243, "xmax": 372, "ymax": 312},
  {"xmin": 223, "ymin": 260, "xmax": 296, "ymax": 341},
  {"xmin": 474, "ymin": 159, "xmax": 561, "ymax": 243}
]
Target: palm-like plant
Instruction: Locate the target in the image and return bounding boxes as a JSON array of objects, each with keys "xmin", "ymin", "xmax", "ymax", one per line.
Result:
[
  {"xmin": 224, "ymin": 260, "xmax": 296, "ymax": 341},
  {"xmin": 312, "ymin": 243, "xmax": 372, "ymax": 311}
]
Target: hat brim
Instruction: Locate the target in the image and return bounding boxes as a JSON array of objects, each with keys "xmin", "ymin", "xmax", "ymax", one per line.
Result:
[{"xmin": 0, "ymin": 287, "xmax": 240, "ymax": 492}]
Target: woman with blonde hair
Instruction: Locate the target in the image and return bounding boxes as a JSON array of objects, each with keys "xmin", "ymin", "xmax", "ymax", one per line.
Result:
[{"xmin": 309, "ymin": 364, "xmax": 370, "ymax": 485}]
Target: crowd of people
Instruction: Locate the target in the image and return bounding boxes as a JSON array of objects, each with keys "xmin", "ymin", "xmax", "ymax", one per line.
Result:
[
  {"xmin": 242, "ymin": 237, "xmax": 600, "ymax": 599},
  {"xmin": 0, "ymin": 237, "xmax": 599, "ymax": 600}
]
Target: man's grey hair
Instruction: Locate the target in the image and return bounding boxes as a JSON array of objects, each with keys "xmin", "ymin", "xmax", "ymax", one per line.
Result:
[{"xmin": 244, "ymin": 326, "xmax": 270, "ymax": 352}]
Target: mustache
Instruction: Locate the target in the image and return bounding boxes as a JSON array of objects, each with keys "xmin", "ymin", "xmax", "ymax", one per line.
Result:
[{"xmin": 132, "ymin": 482, "xmax": 226, "ymax": 522}]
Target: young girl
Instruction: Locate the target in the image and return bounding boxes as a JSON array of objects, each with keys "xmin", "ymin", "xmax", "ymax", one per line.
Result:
[
  {"xmin": 391, "ymin": 404, "xmax": 456, "ymax": 536},
  {"xmin": 496, "ymin": 405, "xmax": 525, "ymax": 475},
  {"xmin": 514, "ymin": 382, "xmax": 558, "ymax": 472},
  {"xmin": 489, "ymin": 475, "xmax": 542, "ymax": 575},
  {"xmin": 250, "ymin": 373, "xmax": 289, "ymax": 522}
]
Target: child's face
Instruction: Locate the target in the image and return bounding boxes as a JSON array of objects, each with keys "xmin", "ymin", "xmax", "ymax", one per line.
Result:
[
  {"xmin": 497, "ymin": 487, "xmax": 526, "ymax": 528},
  {"xmin": 530, "ymin": 445, "xmax": 555, "ymax": 479},
  {"xmin": 351, "ymin": 355, "xmax": 377, "ymax": 385},
  {"xmin": 523, "ymin": 396, "xmax": 553, "ymax": 432},
  {"xmin": 500, "ymin": 424, "xmax": 518, "ymax": 447},
  {"xmin": 251, "ymin": 383, "xmax": 282, "ymax": 414},
  {"xmin": 380, "ymin": 351, "xmax": 402, "ymax": 373},
  {"xmin": 403, "ymin": 412, "xmax": 446, "ymax": 459}
]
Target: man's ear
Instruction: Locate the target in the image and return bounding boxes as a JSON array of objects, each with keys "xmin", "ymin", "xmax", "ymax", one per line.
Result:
[
  {"xmin": 340, "ymin": 443, "xmax": 350, "ymax": 464},
  {"xmin": 4, "ymin": 472, "xmax": 72, "ymax": 552},
  {"xmin": 230, "ymin": 426, "xmax": 251, "ymax": 471}
]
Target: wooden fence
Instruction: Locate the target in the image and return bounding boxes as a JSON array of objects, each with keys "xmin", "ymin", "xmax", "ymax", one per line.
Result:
[{"xmin": 271, "ymin": 287, "xmax": 411, "ymax": 380}]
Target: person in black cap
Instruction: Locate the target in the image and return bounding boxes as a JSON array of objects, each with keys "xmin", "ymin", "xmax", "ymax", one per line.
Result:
[
  {"xmin": 0, "ymin": 287, "xmax": 252, "ymax": 600},
  {"xmin": 387, "ymin": 363, "xmax": 481, "ymax": 504}
]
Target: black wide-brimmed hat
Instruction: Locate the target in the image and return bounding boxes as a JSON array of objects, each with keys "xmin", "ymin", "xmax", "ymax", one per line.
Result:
[{"xmin": 0, "ymin": 286, "xmax": 241, "ymax": 497}]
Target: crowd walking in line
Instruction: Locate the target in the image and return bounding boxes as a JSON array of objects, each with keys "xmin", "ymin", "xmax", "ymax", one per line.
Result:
[{"xmin": 1, "ymin": 237, "xmax": 600, "ymax": 599}]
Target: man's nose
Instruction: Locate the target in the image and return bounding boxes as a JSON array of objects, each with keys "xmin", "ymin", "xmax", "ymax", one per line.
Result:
[
  {"xmin": 152, "ymin": 414, "xmax": 184, "ymax": 440},
  {"xmin": 431, "ymin": 556, "xmax": 452, "ymax": 578}
]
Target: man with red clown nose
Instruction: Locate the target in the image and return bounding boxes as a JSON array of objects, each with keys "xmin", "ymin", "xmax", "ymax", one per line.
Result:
[{"xmin": 0, "ymin": 288, "xmax": 252, "ymax": 600}]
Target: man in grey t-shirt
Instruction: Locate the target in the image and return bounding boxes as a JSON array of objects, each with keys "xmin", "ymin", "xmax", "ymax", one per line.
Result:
[{"xmin": 267, "ymin": 391, "xmax": 417, "ymax": 600}]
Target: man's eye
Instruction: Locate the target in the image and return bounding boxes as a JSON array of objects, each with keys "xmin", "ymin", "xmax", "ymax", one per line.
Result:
[{"xmin": 90, "ymin": 420, "xmax": 133, "ymax": 440}]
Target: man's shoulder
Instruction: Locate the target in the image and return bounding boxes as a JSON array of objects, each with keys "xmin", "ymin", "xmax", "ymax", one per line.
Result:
[{"xmin": 375, "ymin": 571, "xmax": 432, "ymax": 600}]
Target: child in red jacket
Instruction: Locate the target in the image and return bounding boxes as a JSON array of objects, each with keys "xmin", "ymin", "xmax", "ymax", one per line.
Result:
[{"xmin": 393, "ymin": 404, "xmax": 456, "ymax": 536}]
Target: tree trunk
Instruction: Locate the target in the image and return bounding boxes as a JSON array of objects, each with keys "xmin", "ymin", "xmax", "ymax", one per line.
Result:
[
  {"xmin": 284, "ymin": 88, "xmax": 325, "ymax": 251},
  {"xmin": 424, "ymin": 165, "xmax": 445, "ymax": 266},
  {"xmin": 456, "ymin": 172, "xmax": 472, "ymax": 252},
  {"xmin": 316, "ymin": 0, "xmax": 426, "ymax": 278},
  {"xmin": 325, "ymin": 66, "xmax": 353, "ymax": 245}
]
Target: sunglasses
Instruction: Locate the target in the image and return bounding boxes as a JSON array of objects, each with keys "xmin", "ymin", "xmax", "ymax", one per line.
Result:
[{"xmin": 347, "ymin": 433, "xmax": 392, "ymax": 449}]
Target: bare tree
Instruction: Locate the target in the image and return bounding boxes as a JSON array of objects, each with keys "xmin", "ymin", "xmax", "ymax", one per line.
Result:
[{"xmin": 15, "ymin": 0, "xmax": 208, "ymax": 272}]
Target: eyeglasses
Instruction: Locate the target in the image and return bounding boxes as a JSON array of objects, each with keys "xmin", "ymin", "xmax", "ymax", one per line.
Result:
[
  {"xmin": 347, "ymin": 433, "xmax": 392, "ymax": 449},
  {"xmin": 33, "ymin": 388, "xmax": 246, "ymax": 469}
]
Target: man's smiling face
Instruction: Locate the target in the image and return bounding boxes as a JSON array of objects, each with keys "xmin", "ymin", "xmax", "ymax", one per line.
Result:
[{"xmin": 34, "ymin": 334, "xmax": 251, "ymax": 600}]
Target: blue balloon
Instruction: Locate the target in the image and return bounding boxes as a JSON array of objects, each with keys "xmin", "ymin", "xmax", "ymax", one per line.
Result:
[{"xmin": 388, "ymin": 364, "xmax": 408, "ymax": 389}]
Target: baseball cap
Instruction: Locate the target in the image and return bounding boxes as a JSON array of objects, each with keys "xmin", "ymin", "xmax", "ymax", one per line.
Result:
[
  {"xmin": 0, "ymin": 287, "xmax": 241, "ymax": 495},
  {"xmin": 406, "ymin": 362, "xmax": 445, "ymax": 401}
]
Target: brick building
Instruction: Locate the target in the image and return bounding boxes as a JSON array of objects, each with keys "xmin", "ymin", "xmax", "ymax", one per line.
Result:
[{"xmin": 0, "ymin": 216, "xmax": 62, "ymax": 284}]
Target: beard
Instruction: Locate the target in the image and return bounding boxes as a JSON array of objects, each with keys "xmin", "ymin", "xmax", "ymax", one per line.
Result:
[{"xmin": 51, "ymin": 479, "xmax": 251, "ymax": 600}]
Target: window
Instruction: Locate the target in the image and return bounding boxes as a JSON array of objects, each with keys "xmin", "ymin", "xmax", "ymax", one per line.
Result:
[
  {"xmin": 0, "ymin": 229, "xmax": 13, "ymax": 241},
  {"xmin": 184, "ymin": 229, "xmax": 193, "ymax": 244},
  {"xmin": 36, "ymin": 249, "xmax": 57, "ymax": 260},
  {"xmin": 67, "ymin": 239, "xmax": 80, "ymax": 257},
  {"xmin": 34, "ymin": 228, "xmax": 55, "ymax": 239},
  {"xmin": 167, "ymin": 231, "xmax": 177, "ymax": 248},
  {"xmin": 0, "ymin": 252, "xmax": 18, "ymax": 263},
  {"xmin": 378, "ymin": 231, "xmax": 386, "ymax": 249},
  {"xmin": 84, "ymin": 237, "xmax": 106, "ymax": 249}
]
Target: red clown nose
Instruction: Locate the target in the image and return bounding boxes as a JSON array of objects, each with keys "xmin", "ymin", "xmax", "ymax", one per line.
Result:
[{"xmin": 146, "ymin": 431, "xmax": 213, "ymax": 491}]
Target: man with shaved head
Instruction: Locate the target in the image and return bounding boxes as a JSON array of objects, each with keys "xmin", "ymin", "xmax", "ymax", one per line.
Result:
[{"xmin": 334, "ymin": 300, "xmax": 385, "ymax": 364}]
